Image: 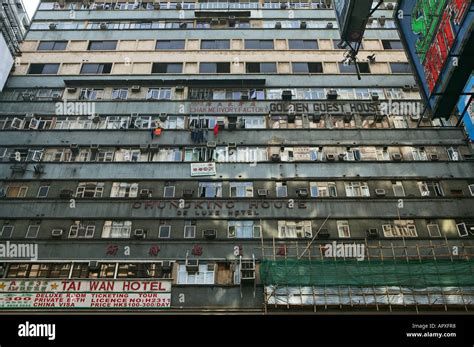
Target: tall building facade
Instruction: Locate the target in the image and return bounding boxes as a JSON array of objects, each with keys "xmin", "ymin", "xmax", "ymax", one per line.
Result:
[
  {"xmin": 0, "ymin": 0, "xmax": 29, "ymax": 90},
  {"xmin": 0, "ymin": 0, "xmax": 473, "ymax": 312}
]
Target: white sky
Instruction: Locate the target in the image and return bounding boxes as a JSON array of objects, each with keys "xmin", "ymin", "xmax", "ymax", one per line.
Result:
[{"xmin": 24, "ymin": 0, "xmax": 40, "ymax": 19}]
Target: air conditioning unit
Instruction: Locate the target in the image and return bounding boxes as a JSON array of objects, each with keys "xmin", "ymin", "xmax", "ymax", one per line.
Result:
[
  {"xmin": 375, "ymin": 114, "xmax": 385, "ymax": 123},
  {"xmin": 257, "ymin": 189, "xmax": 268, "ymax": 198},
  {"xmin": 179, "ymin": 22, "xmax": 187, "ymax": 29},
  {"xmin": 300, "ymin": 21, "xmax": 307, "ymax": 29},
  {"xmin": 90, "ymin": 144, "xmax": 100, "ymax": 151},
  {"xmin": 275, "ymin": 22, "xmax": 282, "ymax": 29},
  {"xmin": 297, "ymin": 188, "xmax": 308, "ymax": 198},
  {"xmin": 344, "ymin": 112, "xmax": 352, "ymax": 123},
  {"xmin": 89, "ymin": 261, "xmax": 100, "ymax": 271},
  {"xmin": 402, "ymin": 85, "xmax": 411, "ymax": 92},
  {"xmin": 371, "ymin": 92, "xmax": 379, "ymax": 101},
  {"xmin": 154, "ymin": 3, "xmax": 161, "ymax": 10},
  {"xmin": 66, "ymin": 87, "xmax": 77, "ymax": 93},
  {"xmin": 100, "ymin": 22, "xmax": 108, "ymax": 30},
  {"xmin": 59, "ymin": 189, "xmax": 74, "ymax": 199},
  {"xmin": 312, "ymin": 114, "xmax": 322, "ymax": 123},
  {"xmin": 392, "ymin": 153, "xmax": 402, "ymax": 161},
  {"xmin": 49, "ymin": 23, "xmax": 57, "ymax": 30},
  {"xmin": 326, "ymin": 153, "xmax": 336, "ymax": 161},
  {"xmin": 185, "ymin": 259, "xmax": 199, "ymax": 273},
  {"xmin": 203, "ymin": 229, "xmax": 217, "ymax": 239},
  {"xmin": 386, "ymin": 3, "xmax": 394, "ymax": 10},
  {"xmin": 228, "ymin": 16, "xmax": 236, "ymax": 26},
  {"xmin": 206, "ymin": 141, "xmax": 216, "ymax": 148},
  {"xmin": 21, "ymin": 93, "xmax": 34, "ymax": 101},
  {"xmin": 140, "ymin": 144, "xmax": 149, "ymax": 152},
  {"xmin": 211, "ymin": 18, "xmax": 219, "ymax": 25},
  {"xmin": 51, "ymin": 229, "xmax": 63, "ymax": 238},
  {"xmin": 430, "ymin": 154, "xmax": 439, "ymax": 161},
  {"xmin": 150, "ymin": 144, "xmax": 159, "ymax": 152},
  {"xmin": 175, "ymin": 86, "xmax": 185, "ymax": 92},
  {"xmin": 326, "ymin": 22, "xmax": 334, "ymax": 29},
  {"xmin": 327, "ymin": 89, "xmax": 338, "ymax": 100},
  {"xmin": 228, "ymin": 142, "xmax": 237, "ymax": 148},
  {"xmin": 338, "ymin": 153, "xmax": 346, "ymax": 161},
  {"xmin": 176, "ymin": 2, "xmax": 182, "ymax": 10},
  {"xmin": 131, "ymin": 86, "xmax": 141, "ymax": 92},
  {"xmin": 375, "ymin": 189, "xmax": 386, "ymax": 197},
  {"xmin": 282, "ymin": 90, "xmax": 292, "ymax": 100},
  {"xmin": 182, "ymin": 189, "xmax": 194, "ymax": 198},
  {"xmin": 271, "ymin": 154, "xmax": 281, "ymax": 162},
  {"xmin": 366, "ymin": 228, "xmax": 379, "ymax": 239},
  {"xmin": 317, "ymin": 229, "xmax": 330, "ymax": 239},
  {"xmin": 287, "ymin": 114, "xmax": 295, "ymax": 123},
  {"xmin": 139, "ymin": 189, "xmax": 152, "ymax": 198},
  {"xmin": 378, "ymin": 16, "xmax": 386, "ymax": 26},
  {"xmin": 280, "ymin": 3, "xmax": 287, "ymax": 9},
  {"xmin": 70, "ymin": 144, "xmax": 79, "ymax": 153},
  {"xmin": 133, "ymin": 228, "xmax": 146, "ymax": 239}
]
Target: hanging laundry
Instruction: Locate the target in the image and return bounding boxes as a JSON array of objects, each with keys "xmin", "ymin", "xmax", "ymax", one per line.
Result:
[
  {"xmin": 153, "ymin": 127, "xmax": 162, "ymax": 136},
  {"xmin": 213, "ymin": 123, "xmax": 219, "ymax": 136}
]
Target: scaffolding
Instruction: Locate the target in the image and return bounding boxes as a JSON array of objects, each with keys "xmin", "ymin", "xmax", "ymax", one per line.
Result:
[{"xmin": 260, "ymin": 236, "xmax": 474, "ymax": 312}]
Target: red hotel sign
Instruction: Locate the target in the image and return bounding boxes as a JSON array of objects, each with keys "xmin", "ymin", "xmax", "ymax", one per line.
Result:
[{"xmin": 0, "ymin": 280, "xmax": 171, "ymax": 309}]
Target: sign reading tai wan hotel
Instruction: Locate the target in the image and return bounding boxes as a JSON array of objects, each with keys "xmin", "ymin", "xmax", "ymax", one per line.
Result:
[{"xmin": 0, "ymin": 280, "xmax": 171, "ymax": 309}]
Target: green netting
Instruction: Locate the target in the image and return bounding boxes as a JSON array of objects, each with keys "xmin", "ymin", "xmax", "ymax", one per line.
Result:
[{"xmin": 260, "ymin": 259, "xmax": 474, "ymax": 287}]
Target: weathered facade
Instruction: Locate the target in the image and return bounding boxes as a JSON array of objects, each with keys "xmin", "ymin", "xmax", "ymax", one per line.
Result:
[{"xmin": 0, "ymin": 0, "xmax": 473, "ymax": 313}]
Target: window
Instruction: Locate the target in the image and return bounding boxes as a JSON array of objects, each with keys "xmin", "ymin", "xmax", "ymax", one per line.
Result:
[
  {"xmin": 245, "ymin": 116, "xmax": 266, "ymax": 128},
  {"xmin": 382, "ymin": 40, "xmax": 403, "ymax": 50},
  {"xmin": 246, "ymin": 62, "xmax": 277, "ymax": 73},
  {"xmin": 156, "ymin": 40, "xmax": 185, "ymax": 50},
  {"xmin": 276, "ymin": 182, "xmax": 288, "ymax": 197},
  {"xmin": 199, "ymin": 63, "xmax": 230, "ymax": 73},
  {"xmin": 392, "ymin": 116, "xmax": 408, "ymax": 128},
  {"xmin": 201, "ymin": 40, "xmax": 230, "ymax": 49},
  {"xmin": 418, "ymin": 181, "xmax": 444, "ymax": 197},
  {"xmin": 230, "ymin": 182, "xmax": 253, "ymax": 197},
  {"xmin": 447, "ymin": 147, "xmax": 461, "ymax": 161},
  {"xmin": 310, "ymin": 182, "xmax": 337, "ymax": 197},
  {"xmin": 245, "ymin": 40, "xmax": 274, "ymax": 49},
  {"xmin": 26, "ymin": 225, "xmax": 40, "ymax": 238},
  {"xmin": 427, "ymin": 224, "xmax": 441, "ymax": 237},
  {"xmin": 146, "ymin": 88, "xmax": 172, "ymax": 100},
  {"xmin": 110, "ymin": 88, "xmax": 128, "ymax": 100},
  {"xmin": 111, "ymin": 182, "xmax": 139, "ymax": 198},
  {"xmin": 159, "ymin": 224, "xmax": 171, "ymax": 238},
  {"xmin": 37, "ymin": 185, "xmax": 50, "ymax": 198},
  {"xmin": 87, "ymin": 40, "xmax": 117, "ymax": 50},
  {"xmin": 278, "ymin": 221, "xmax": 312, "ymax": 238},
  {"xmin": 28, "ymin": 64, "xmax": 60, "ymax": 75},
  {"xmin": 177, "ymin": 263, "xmax": 215, "ymax": 284},
  {"xmin": 390, "ymin": 63, "xmax": 411, "ymax": 73},
  {"xmin": 164, "ymin": 185, "xmax": 175, "ymax": 198},
  {"xmin": 68, "ymin": 223, "xmax": 95, "ymax": 238},
  {"xmin": 38, "ymin": 41, "xmax": 67, "ymax": 50},
  {"xmin": 469, "ymin": 184, "xmax": 474, "ymax": 196},
  {"xmin": 412, "ymin": 148, "xmax": 427, "ymax": 161},
  {"xmin": 337, "ymin": 221, "xmax": 351, "ymax": 238},
  {"xmin": 288, "ymin": 40, "xmax": 318, "ymax": 49},
  {"xmin": 79, "ymin": 88, "xmax": 104, "ymax": 100},
  {"xmin": 76, "ymin": 182, "xmax": 104, "ymax": 198},
  {"xmin": 292, "ymin": 62, "xmax": 323, "ymax": 73},
  {"xmin": 345, "ymin": 182, "xmax": 370, "ymax": 197},
  {"xmin": 392, "ymin": 181, "xmax": 405, "ymax": 197},
  {"xmin": 152, "ymin": 63, "xmax": 182, "ymax": 73},
  {"xmin": 228, "ymin": 221, "xmax": 261, "ymax": 238},
  {"xmin": 456, "ymin": 223, "xmax": 469, "ymax": 237},
  {"xmin": 102, "ymin": 221, "xmax": 132, "ymax": 238},
  {"xmin": 6, "ymin": 185, "xmax": 28, "ymax": 198},
  {"xmin": 198, "ymin": 182, "xmax": 222, "ymax": 198},
  {"xmin": 184, "ymin": 222, "xmax": 196, "ymax": 239},
  {"xmin": 1, "ymin": 225, "xmax": 13, "ymax": 238},
  {"xmin": 383, "ymin": 220, "xmax": 417, "ymax": 237},
  {"xmin": 80, "ymin": 63, "xmax": 112, "ymax": 74},
  {"xmin": 339, "ymin": 62, "xmax": 370, "ymax": 73}
]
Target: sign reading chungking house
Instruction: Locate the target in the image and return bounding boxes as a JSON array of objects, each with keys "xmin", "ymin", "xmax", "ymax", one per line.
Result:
[{"xmin": 0, "ymin": 280, "xmax": 171, "ymax": 309}]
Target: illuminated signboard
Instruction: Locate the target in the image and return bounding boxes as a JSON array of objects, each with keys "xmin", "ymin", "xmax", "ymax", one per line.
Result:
[
  {"xmin": 333, "ymin": 0, "xmax": 373, "ymax": 43},
  {"xmin": 0, "ymin": 279, "xmax": 171, "ymax": 309},
  {"xmin": 457, "ymin": 74, "xmax": 474, "ymax": 140},
  {"xmin": 396, "ymin": 0, "xmax": 474, "ymax": 118}
]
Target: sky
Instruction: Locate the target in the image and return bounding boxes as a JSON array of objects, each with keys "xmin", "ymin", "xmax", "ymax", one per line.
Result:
[{"xmin": 24, "ymin": 0, "xmax": 40, "ymax": 19}]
